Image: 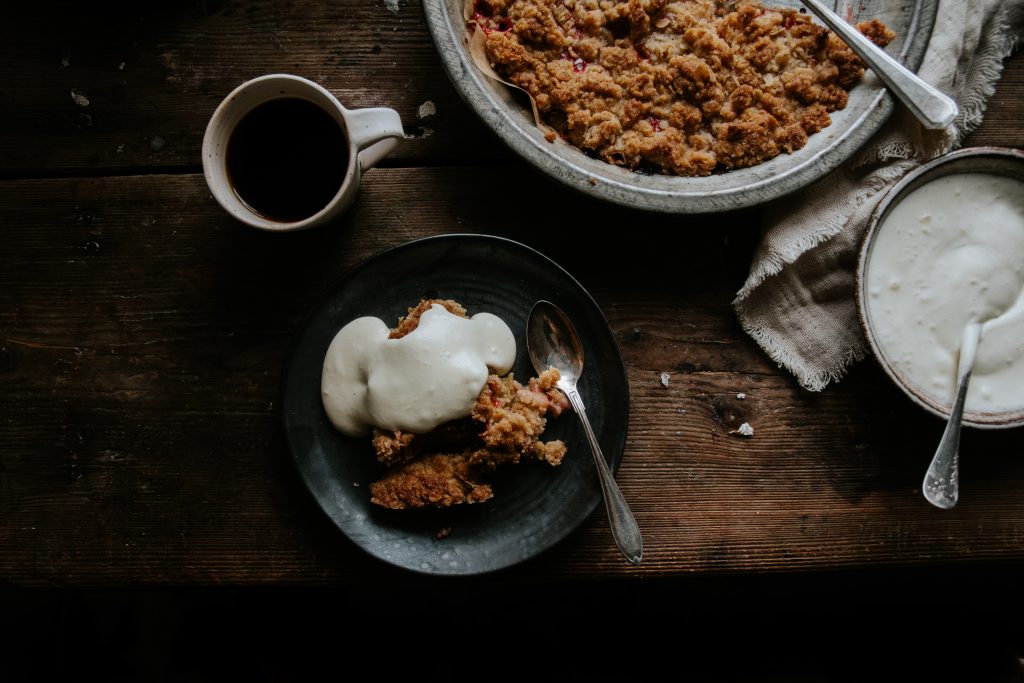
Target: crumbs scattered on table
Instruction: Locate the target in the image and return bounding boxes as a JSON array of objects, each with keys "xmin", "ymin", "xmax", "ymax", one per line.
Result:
[
  {"xmin": 71, "ymin": 89, "xmax": 90, "ymax": 107},
  {"xmin": 660, "ymin": 372, "xmax": 670, "ymax": 388},
  {"xmin": 384, "ymin": 0, "xmax": 400, "ymax": 15},
  {"xmin": 435, "ymin": 525, "xmax": 452, "ymax": 540},
  {"xmin": 731, "ymin": 422, "xmax": 754, "ymax": 437},
  {"xmin": 353, "ymin": 482, "xmax": 360, "ymax": 487},
  {"xmin": 737, "ymin": 393, "xmax": 747, "ymax": 400},
  {"xmin": 417, "ymin": 100, "xmax": 436, "ymax": 119}
]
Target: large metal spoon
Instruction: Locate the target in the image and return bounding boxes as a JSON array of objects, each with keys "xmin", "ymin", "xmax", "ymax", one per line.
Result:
[
  {"xmin": 922, "ymin": 322, "xmax": 982, "ymax": 509},
  {"xmin": 799, "ymin": 0, "xmax": 958, "ymax": 130},
  {"xmin": 527, "ymin": 300, "xmax": 643, "ymax": 565}
]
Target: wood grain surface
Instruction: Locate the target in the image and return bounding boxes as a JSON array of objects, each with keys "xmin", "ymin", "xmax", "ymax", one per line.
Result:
[
  {"xmin": 1, "ymin": 0, "xmax": 1022, "ymax": 587},
  {"xmin": 0, "ymin": 0, "xmax": 508, "ymax": 176}
]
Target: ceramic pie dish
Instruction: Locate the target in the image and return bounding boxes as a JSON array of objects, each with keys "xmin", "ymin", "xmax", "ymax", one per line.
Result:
[{"xmin": 425, "ymin": 0, "xmax": 938, "ymax": 213}]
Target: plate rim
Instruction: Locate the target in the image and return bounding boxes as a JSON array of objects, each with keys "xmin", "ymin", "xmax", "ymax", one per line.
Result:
[
  {"xmin": 280, "ymin": 233, "xmax": 631, "ymax": 575},
  {"xmin": 425, "ymin": 0, "xmax": 938, "ymax": 214}
]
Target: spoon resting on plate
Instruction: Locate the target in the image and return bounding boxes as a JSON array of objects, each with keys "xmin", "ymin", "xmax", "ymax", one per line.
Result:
[
  {"xmin": 922, "ymin": 322, "xmax": 982, "ymax": 509},
  {"xmin": 799, "ymin": 0, "xmax": 958, "ymax": 130},
  {"xmin": 527, "ymin": 300, "xmax": 643, "ymax": 565}
]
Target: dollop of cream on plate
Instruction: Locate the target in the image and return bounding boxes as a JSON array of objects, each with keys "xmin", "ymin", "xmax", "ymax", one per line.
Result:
[{"xmin": 321, "ymin": 304, "xmax": 516, "ymax": 436}]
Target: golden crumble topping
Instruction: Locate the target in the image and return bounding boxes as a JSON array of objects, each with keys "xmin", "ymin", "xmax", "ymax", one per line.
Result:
[
  {"xmin": 471, "ymin": 0, "xmax": 894, "ymax": 175},
  {"xmin": 367, "ymin": 300, "xmax": 570, "ymax": 510}
]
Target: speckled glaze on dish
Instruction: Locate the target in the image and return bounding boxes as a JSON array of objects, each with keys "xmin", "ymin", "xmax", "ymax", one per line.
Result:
[
  {"xmin": 282, "ymin": 234, "xmax": 629, "ymax": 574},
  {"xmin": 856, "ymin": 147, "xmax": 1024, "ymax": 429},
  {"xmin": 425, "ymin": 0, "xmax": 937, "ymax": 213}
]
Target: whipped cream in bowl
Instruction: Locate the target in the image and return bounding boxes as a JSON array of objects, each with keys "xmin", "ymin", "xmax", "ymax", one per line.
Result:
[{"xmin": 857, "ymin": 147, "xmax": 1024, "ymax": 428}]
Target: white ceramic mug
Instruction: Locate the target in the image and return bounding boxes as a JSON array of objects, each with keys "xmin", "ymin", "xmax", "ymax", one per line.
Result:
[{"xmin": 202, "ymin": 74, "xmax": 404, "ymax": 231}]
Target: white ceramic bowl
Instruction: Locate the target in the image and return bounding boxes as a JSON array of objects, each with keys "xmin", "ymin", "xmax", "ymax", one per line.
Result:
[
  {"xmin": 856, "ymin": 147, "xmax": 1024, "ymax": 429},
  {"xmin": 425, "ymin": 0, "xmax": 937, "ymax": 213}
]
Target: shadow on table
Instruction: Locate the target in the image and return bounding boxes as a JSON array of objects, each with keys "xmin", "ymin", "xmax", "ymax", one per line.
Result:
[{"xmin": 1, "ymin": 565, "xmax": 1023, "ymax": 682}]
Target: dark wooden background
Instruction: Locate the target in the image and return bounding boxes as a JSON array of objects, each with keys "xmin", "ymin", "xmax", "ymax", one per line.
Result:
[{"xmin": 2, "ymin": 0, "xmax": 1023, "ymax": 588}]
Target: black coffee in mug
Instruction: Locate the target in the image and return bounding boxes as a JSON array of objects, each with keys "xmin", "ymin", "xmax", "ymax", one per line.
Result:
[
  {"xmin": 203, "ymin": 75, "xmax": 404, "ymax": 231},
  {"xmin": 225, "ymin": 97, "xmax": 349, "ymax": 222}
]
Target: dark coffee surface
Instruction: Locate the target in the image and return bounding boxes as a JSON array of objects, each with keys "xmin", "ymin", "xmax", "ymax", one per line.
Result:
[{"xmin": 226, "ymin": 98, "xmax": 348, "ymax": 222}]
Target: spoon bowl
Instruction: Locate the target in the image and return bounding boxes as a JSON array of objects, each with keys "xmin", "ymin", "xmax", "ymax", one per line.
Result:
[
  {"xmin": 527, "ymin": 300, "xmax": 643, "ymax": 565},
  {"xmin": 528, "ymin": 301, "xmax": 583, "ymax": 387}
]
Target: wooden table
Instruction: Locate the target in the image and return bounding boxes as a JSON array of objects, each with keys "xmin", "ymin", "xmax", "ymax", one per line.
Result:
[{"xmin": 2, "ymin": 2, "xmax": 1023, "ymax": 595}]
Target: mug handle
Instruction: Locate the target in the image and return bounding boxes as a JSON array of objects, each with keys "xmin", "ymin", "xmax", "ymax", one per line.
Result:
[{"xmin": 345, "ymin": 107, "xmax": 405, "ymax": 171}]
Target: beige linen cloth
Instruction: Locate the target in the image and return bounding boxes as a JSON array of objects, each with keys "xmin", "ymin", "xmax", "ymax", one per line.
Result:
[{"xmin": 734, "ymin": 0, "xmax": 1024, "ymax": 391}]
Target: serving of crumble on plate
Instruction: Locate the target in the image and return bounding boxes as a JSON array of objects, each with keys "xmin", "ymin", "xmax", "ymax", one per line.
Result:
[
  {"xmin": 364, "ymin": 298, "xmax": 572, "ymax": 510},
  {"xmin": 282, "ymin": 235, "xmax": 628, "ymax": 574}
]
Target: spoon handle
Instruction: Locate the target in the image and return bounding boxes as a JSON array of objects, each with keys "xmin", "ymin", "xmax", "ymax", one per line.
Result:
[
  {"xmin": 799, "ymin": 0, "xmax": 958, "ymax": 129},
  {"xmin": 923, "ymin": 322, "xmax": 981, "ymax": 509},
  {"xmin": 564, "ymin": 386, "xmax": 643, "ymax": 565},
  {"xmin": 922, "ymin": 370, "xmax": 970, "ymax": 509}
]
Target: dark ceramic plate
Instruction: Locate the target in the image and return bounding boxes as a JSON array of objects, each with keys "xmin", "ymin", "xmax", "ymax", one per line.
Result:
[{"xmin": 282, "ymin": 234, "xmax": 629, "ymax": 575}]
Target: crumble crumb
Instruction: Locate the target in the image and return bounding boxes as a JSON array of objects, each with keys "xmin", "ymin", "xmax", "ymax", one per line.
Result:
[
  {"xmin": 732, "ymin": 422, "xmax": 754, "ymax": 437},
  {"xmin": 417, "ymin": 100, "xmax": 437, "ymax": 118},
  {"xmin": 660, "ymin": 372, "xmax": 670, "ymax": 387}
]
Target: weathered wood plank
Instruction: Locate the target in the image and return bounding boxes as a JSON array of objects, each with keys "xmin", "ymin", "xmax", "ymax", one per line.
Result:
[
  {"xmin": 2, "ymin": 2, "xmax": 1019, "ymax": 176},
  {"xmin": 964, "ymin": 51, "xmax": 1024, "ymax": 149},
  {"xmin": 0, "ymin": 0, "xmax": 508, "ymax": 175},
  {"xmin": 2, "ymin": 168, "xmax": 1023, "ymax": 586}
]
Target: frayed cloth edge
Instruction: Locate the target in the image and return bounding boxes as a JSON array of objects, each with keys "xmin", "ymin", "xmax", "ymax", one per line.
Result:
[{"xmin": 735, "ymin": 316, "xmax": 868, "ymax": 392}]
